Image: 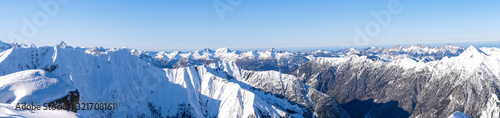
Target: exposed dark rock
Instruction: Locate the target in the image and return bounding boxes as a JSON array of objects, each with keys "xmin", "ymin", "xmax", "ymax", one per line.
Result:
[
  {"xmin": 289, "ymin": 56, "xmax": 494, "ymax": 118},
  {"xmin": 340, "ymin": 99, "xmax": 410, "ymax": 118},
  {"xmin": 47, "ymin": 90, "xmax": 80, "ymax": 112}
]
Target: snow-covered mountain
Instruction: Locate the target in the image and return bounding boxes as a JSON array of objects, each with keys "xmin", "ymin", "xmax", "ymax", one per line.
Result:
[
  {"xmin": 289, "ymin": 46, "xmax": 500, "ymax": 118},
  {"xmin": 359, "ymin": 43, "xmax": 464, "ymax": 62},
  {"xmin": 0, "ymin": 41, "xmax": 497, "ymax": 118},
  {"xmin": 129, "ymin": 43, "xmax": 464, "ymax": 73},
  {"xmin": 0, "ymin": 42, "xmax": 348, "ymax": 117}
]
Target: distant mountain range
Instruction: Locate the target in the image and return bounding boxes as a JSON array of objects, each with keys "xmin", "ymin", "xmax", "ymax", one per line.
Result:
[{"xmin": 1, "ymin": 40, "xmax": 498, "ymax": 118}]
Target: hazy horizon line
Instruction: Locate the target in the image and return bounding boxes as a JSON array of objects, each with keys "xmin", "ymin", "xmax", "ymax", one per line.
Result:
[{"xmin": 2, "ymin": 40, "xmax": 499, "ymax": 52}]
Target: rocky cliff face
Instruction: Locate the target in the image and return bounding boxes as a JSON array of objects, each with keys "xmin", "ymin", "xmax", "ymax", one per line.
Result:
[
  {"xmin": 210, "ymin": 62, "xmax": 350, "ymax": 118},
  {"xmin": 289, "ymin": 46, "xmax": 500, "ymax": 118}
]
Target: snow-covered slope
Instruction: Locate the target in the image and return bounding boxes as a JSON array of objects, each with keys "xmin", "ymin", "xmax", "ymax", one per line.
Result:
[
  {"xmin": 0, "ymin": 70, "xmax": 78, "ymax": 118},
  {"xmin": 0, "ymin": 70, "xmax": 76, "ymax": 105},
  {"xmin": 0, "ymin": 42, "xmax": 349, "ymax": 117},
  {"xmin": 156, "ymin": 66, "xmax": 301, "ymax": 117}
]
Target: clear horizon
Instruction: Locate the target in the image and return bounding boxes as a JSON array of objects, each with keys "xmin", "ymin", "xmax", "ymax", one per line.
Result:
[
  {"xmin": 4, "ymin": 40, "xmax": 498, "ymax": 53},
  {"xmin": 1, "ymin": 0, "xmax": 499, "ymax": 51}
]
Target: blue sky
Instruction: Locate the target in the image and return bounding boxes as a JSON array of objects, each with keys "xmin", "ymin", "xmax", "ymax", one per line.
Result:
[{"xmin": 0, "ymin": 0, "xmax": 499, "ymax": 51}]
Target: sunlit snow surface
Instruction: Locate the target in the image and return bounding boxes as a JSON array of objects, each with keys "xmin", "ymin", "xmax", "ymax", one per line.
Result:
[
  {"xmin": 0, "ymin": 70, "xmax": 77, "ymax": 118},
  {"xmin": 0, "ymin": 44, "xmax": 320, "ymax": 117},
  {"xmin": 0, "ymin": 40, "xmax": 499, "ymax": 117}
]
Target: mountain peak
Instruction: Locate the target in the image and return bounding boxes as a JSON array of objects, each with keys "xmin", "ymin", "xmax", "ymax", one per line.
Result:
[
  {"xmin": 415, "ymin": 43, "xmax": 423, "ymax": 47},
  {"xmin": 314, "ymin": 49, "xmax": 326, "ymax": 53},
  {"xmin": 459, "ymin": 45, "xmax": 483, "ymax": 58},
  {"xmin": 444, "ymin": 43, "xmax": 453, "ymax": 46},
  {"xmin": 411, "ymin": 43, "xmax": 429, "ymax": 48},
  {"xmin": 29, "ymin": 44, "xmax": 37, "ymax": 48},
  {"xmin": 58, "ymin": 41, "xmax": 67, "ymax": 48},
  {"xmin": 465, "ymin": 45, "xmax": 478, "ymax": 52},
  {"xmin": 215, "ymin": 47, "xmax": 231, "ymax": 53},
  {"xmin": 11, "ymin": 42, "xmax": 29, "ymax": 48},
  {"xmin": 443, "ymin": 43, "xmax": 459, "ymax": 49},
  {"xmin": 201, "ymin": 48, "xmax": 214, "ymax": 53},
  {"xmin": 172, "ymin": 51, "xmax": 181, "ymax": 54},
  {"xmin": 266, "ymin": 48, "xmax": 277, "ymax": 52}
]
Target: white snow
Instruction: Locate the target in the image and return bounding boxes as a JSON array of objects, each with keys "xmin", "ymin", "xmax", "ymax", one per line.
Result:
[
  {"xmin": 0, "ymin": 70, "xmax": 78, "ymax": 118},
  {"xmin": 0, "ymin": 41, "xmax": 498, "ymax": 117},
  {"xmin": 480, "ymin": 94, "xmax": 500, "ymax": 118},
  {"xmin": 0, "ymin": 70, "xmax": 76, "ymax": 105},
  {"xmin": 0, "ymin": 45, "xmax": 309, "ymax": 117},
  {"xmin": 448, "ymin": 111, "xmax": 471, "ymax": 118}
]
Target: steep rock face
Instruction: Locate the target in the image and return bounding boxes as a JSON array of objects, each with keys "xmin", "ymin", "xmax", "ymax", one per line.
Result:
[
  {"xmin": 289, "ymin": 46, "xmax": 500, "ymax": 118},
  {"xmin": 237, "ymin": 70, "xmax": 350, "ymax": 118},
  {"xmin": 210, "ymin": 62, "xmax": 350, "ymax": 117},
  {"xmin": 307, "ymin": 88, "xmax": 350, "ymax": 118}
]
